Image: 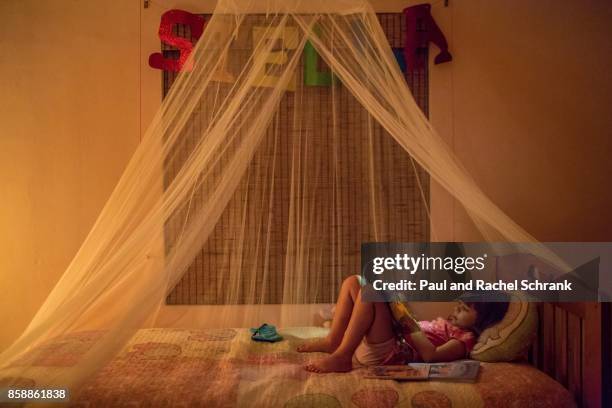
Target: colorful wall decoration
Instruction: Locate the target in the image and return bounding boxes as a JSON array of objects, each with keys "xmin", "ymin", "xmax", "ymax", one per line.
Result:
[
  {"xmin": 149, "ymin": 4, "xmax": 451, "ymax": 88},
  {"xmin": 148, "ymin": 9, "xmax": 205, "ymax": 72},
  {"xmin": 252, "ymin": 26, "xmax": 300, "ymax": 91}
]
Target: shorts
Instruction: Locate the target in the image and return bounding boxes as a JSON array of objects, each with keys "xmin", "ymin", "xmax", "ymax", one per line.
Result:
[{"xmin": 352, "ymin": 336, "xmax": 399, "ymax": 368}]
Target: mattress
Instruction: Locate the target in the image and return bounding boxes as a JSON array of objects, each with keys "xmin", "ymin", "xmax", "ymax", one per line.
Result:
[{"xmin": 5, "ymin": 327, "xmax": 576, "ymax": 407}]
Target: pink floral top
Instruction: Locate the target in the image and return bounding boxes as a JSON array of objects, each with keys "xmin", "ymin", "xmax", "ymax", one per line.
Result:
[{"xmin": 402, "ymin": 318, "xmax": 477, "ymax": 360}]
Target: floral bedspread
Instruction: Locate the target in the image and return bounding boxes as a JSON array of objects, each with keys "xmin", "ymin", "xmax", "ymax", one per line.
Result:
[{"xmin": 3, "ymin": 327, "xmax": 576, "ymax": 407}]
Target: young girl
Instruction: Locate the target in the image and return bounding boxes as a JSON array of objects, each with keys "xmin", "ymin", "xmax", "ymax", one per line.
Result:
[{"xmin": 297, "ymin": 275, "xmax": 509, "ymax": 373}]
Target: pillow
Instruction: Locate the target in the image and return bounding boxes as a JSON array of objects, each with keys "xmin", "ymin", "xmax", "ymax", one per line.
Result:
[{"xmin": 470, "ymin": 298, "xmax": 538, "ymax": 362}]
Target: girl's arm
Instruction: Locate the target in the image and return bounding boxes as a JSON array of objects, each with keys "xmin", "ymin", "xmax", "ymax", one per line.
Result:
[{"xmin": 409, "ymin": 331, "xmax": 466, "ymax": 363}]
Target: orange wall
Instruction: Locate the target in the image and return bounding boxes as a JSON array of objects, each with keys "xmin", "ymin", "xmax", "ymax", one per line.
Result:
[
  {"xmin": 429, "ymin": 0, "xmax": 612, "ymax": 242},
  {"xmin": 1, "ymin": 0, "xmax": 611, "ymax": 350},
  {"xmin": 0, "ymin": 1, "xmax": 141, "ymax": 350}
]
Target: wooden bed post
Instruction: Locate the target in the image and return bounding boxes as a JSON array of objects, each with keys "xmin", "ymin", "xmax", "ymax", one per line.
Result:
[
  {"xmin": 603, "ymin": 301, "xmax": 611, "ymax": 408},
  {"xmin": 582, "ymin": 302, "xmax": 602, "ymax": 408},
  {"xmin": 533, "ymin": 302, "xmax": 603, "ymax": 408}
]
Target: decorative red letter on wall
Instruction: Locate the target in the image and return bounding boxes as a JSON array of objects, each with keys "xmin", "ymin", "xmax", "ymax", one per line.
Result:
[
  {"xmin": 403, "ymin": 4, "xmax": 452, "ymax": 72},
  {"xmin": 148, "ymin": 9, "xmax": 205, "ymax": 72}
]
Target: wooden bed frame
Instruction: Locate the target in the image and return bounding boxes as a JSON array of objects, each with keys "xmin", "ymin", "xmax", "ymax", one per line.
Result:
[{"xmin": 530, "ymin": 302, "xmax": 603, "ymax": 408}]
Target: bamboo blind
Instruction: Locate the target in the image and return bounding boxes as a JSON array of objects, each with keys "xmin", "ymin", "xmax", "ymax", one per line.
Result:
[{"xmin": 162, "ymin": 13, "xmax": 430, "ymax": 304}]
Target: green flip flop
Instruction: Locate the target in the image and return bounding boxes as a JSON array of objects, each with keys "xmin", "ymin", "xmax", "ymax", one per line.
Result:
[{"xmin": 250, "ymin": 323, "xmax": 283, "ymax": 342}]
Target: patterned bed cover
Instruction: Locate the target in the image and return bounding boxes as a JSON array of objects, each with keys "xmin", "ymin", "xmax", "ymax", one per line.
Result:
[{"xmin": 4, "ymin": 327, "xmax": 576, "ymax": 407}]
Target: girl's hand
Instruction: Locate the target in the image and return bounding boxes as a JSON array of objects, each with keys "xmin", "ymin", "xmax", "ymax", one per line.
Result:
[
  {"xmin": 401, "ymin": 314, "xmax": 421, "ymax": 333},
  {"xmin": 389, "ymin": 302, "xmax": 421, "ymax": 333}
]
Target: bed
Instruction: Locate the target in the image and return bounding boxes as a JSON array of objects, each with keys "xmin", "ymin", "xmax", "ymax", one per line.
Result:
[
  {"xmin": 7, "ymin": 326, "xmax": 573, "ymax": 407},
  {"xmin": 4, "ymin": 299, "xmax": 603, "ymax": 407}
]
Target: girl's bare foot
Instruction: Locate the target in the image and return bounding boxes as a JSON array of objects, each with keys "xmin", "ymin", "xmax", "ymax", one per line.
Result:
[
  {"xmin": 296, "ymin": 338, "xmax": 336, "ymax": 353},
  {"xmin": 304, "ymin": 353, "xmax": 353, "ymax": 373}
]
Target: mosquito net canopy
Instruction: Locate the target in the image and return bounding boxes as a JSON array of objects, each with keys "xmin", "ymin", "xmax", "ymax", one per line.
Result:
[{"xmin": 0, "ymin": 0, "xmax": 562, "ymax": 401}]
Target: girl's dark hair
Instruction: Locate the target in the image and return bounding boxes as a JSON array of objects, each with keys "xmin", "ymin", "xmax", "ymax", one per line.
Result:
[
  {"xmin": 459, "ymin": 291, "xmax": 510, "ymax": 334},
  {"xmin": 467, "ymin": 302, "xmax": 510, "ymax": 334}
]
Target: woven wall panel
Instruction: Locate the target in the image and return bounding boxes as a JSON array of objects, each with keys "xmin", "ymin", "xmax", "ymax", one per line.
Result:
[{"xmin": 162, "ymin": 13, "xmax": 430, "ymax": 304}]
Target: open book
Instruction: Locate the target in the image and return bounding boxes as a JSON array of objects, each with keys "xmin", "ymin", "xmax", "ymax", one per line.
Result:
[{"xmin": 365, "ymin": 360, "xmax": 480, "ymax": 382}]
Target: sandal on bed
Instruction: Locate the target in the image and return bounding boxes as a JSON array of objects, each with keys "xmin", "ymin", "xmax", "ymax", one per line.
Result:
[{"xmin": 250, "ymin": 323, "xmax": 283, "ymax": 342}]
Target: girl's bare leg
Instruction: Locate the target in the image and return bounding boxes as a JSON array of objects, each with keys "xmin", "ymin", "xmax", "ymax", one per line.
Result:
[
  {"xmin": 297, "ymin": 275, "xmax": 360, "ymax": 353},
  {"xmin": 304, "ymin": 289, "xmax": 395, "ymax": 373}
]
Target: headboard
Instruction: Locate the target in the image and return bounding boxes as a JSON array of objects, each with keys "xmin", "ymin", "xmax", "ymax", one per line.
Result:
[{"xmin": 530, "ymin": 302, "xmax": 602, "ymax": 408}]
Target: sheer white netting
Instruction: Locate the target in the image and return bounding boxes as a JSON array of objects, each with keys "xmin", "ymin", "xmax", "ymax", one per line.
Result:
[{"xmin": 0, "ymin": 0, "xmax": 565, "ymax": 400}]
